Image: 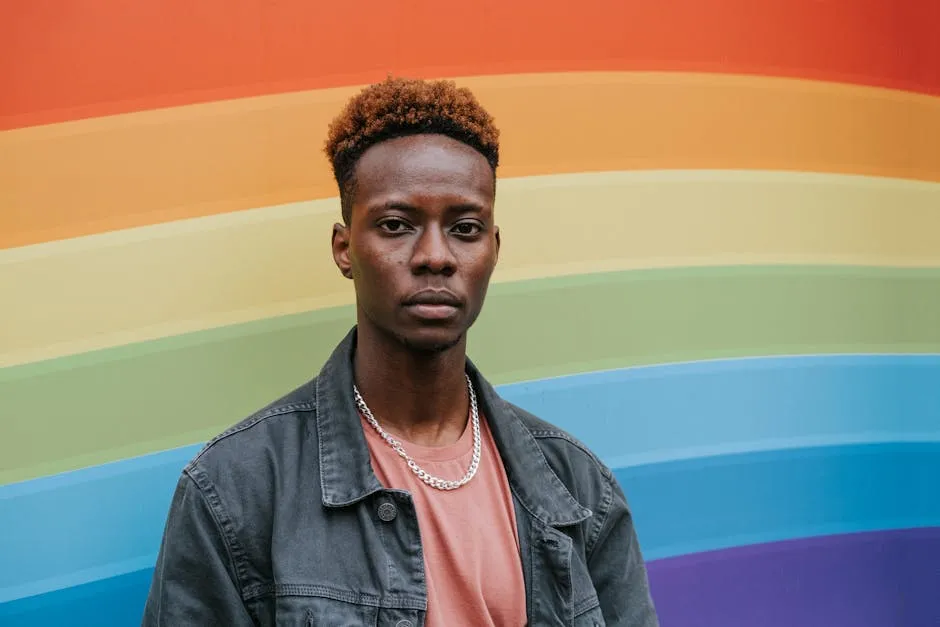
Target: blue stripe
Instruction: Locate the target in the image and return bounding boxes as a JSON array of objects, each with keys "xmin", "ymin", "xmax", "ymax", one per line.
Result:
[
  {"xmin": 0, "ymin": 568, "xmax": 154, "ymax": 627},
  {"xmin": 616, "ymin": 442, "xmax": 939, "ymax": 560},
  {"xmin": 498, "ymin": 353, "xmax": 940, "ymax": 465},
  {"xmin": 2, "ymin": 355, "xmax": 939, "ymax": 602}
]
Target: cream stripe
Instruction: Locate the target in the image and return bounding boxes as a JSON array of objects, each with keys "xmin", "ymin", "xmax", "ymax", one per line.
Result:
[{"xmin": 2, "ymin": 170, "xmax": 939, "ymax": 367}]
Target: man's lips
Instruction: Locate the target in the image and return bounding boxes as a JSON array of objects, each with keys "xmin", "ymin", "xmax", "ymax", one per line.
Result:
[
  {"xmin": 402, "ymin": 289, "xmax": 462, "ymax": 307},
  {"xmin": 403, "ymin": 290, "xmax": 462, "ymax": 320}
]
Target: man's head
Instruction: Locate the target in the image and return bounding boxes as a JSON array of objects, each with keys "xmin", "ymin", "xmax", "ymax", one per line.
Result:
[{"xmin": 325, "ymin": 77, "xmax": 501, "ymax": 353}]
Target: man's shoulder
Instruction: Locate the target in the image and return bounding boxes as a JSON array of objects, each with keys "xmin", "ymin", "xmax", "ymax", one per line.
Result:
[
  {"xmin": 501, "ymin": 398, "xmax": 614, "ymax": 484},
  {"xmin": 494, "ymin": 396, "xmax": 628, "ymax": 531},
  {"xmin": 184, "ymin": 377, "xmax": 319, "ymax": 482}
]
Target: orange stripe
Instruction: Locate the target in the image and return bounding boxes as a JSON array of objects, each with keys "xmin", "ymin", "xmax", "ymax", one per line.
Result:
[
  {"xmin": 2, "ymin": 72, "xmax": 939, "ymax": 249},
  {"xmin": 2, "ymin": 0, "xmax": 938, "ymax": 129}
]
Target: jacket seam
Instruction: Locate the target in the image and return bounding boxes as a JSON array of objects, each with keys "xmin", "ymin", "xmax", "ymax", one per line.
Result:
[
  {"xmin": 508, "ymin": 482, "xmax": 548, "ymax": 529},
  {"xmin": 184, "ymin": 466, "xmax": 251, "ymax": 599},
  {"xmin": 573, "ymin": 593, "xmax": 601, "ymax": 617},
  {"xmin": 498, "ymin": 406, "xmax": 594, "ymax": 525},
  {"xmin": 190, "ymin": 401, "xmax": 314, "ymax": 466},
  {"xmin": 242, "ymin": 583, "xmax": 425, "ymax": 610},
  {"xmin": 528, "ymin": 429, "xmax": 614, "ymax": 481},
  {"xmin": 585, "ymin": 474, "xmax": 614, "ymax": 560}
]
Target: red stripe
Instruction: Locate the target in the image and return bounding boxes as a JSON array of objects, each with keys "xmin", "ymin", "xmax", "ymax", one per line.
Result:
[{"xmin": 2, "ymin": 0, "xmax": 938, "ymax": 130}]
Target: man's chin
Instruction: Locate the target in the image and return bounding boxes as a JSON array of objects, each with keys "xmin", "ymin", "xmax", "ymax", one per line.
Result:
[{"xmin": 398, "ymin": 329, "xmax": 464, "ymax": 355}]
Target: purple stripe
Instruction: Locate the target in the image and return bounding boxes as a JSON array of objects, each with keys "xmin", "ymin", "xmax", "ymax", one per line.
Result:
[{"xmin": 646, "ymin": 527, "xmax": 940, "ymax": 627}]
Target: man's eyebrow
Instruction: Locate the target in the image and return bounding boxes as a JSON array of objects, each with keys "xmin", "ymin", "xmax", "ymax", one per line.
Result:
[
  {"xmin": 366, "ymin": 200, "xmax": 488, "ymax": 215},
  {"xmin": 446, "ymin": 202, "xmax": 487, "ymax": 214},
  {"xmin": 366, "ymin": 201, "xmax": 419, "ymax": 215}
]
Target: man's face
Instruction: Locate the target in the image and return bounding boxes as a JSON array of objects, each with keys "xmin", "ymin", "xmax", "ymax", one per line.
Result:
[{"xmin": 332, "ymin": 133, "xmax": 499, "ymax": 353}]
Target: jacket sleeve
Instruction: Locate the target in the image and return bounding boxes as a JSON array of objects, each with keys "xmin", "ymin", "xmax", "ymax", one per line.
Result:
[
  {"xmin": 587, "ymin": 475, "xmax": 660, "ymax": 627},
  {"xmin": 142, "ymin": 471, "xmax": 255, "ymax": 627}
]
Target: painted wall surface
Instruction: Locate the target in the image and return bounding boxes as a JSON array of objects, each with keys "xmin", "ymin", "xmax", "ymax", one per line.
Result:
[{"xmin": 2, "ymin": 1, "xmax": 939, "ymax": 625}]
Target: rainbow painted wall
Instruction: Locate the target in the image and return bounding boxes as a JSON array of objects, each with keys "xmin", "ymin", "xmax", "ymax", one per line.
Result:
[{"xmin": 2, "ymin": 1, "xmax": 939, "ymax": 625}]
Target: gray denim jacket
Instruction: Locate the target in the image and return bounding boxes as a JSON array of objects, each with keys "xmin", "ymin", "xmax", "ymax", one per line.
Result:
[{"xmin": 143, "ymin": 329, "xmax": 659, "ymax": 626}]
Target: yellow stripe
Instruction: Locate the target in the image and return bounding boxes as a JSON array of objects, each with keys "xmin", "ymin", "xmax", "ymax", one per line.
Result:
[
  {"xmin": 2, "ymin": 170, "xmax": 939, "ymax": 368},
  {"xmin": 3, "ymin": 71, "xmax": 940, "ymax": 249}
]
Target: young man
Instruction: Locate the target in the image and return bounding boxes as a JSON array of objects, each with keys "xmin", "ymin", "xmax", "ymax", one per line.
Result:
[{"xmin": 143, "ymin": 77, "xmax": 658, "ymax": 626}]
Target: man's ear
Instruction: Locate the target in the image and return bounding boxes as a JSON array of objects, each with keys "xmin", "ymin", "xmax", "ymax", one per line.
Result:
[
  {"xmin": 494, "ymin": 225, "xmax": 501, "ymax": 262},
  {"xmin": 332, "ymin": 223, "xmax": 353, "ymax": 279}
]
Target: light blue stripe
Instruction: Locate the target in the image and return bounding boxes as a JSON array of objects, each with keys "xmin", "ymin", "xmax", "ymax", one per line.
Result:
[
  {"xmin": 2, "ymin": 354, "xmax": 939, "ymax": 602},
  {"xmin": 498, "ymin": 353, "xmax": 940, "ymax": 463},
  {"xmin": 0, "ymin": 444, "xmax": 199, "ymax": 498},
  {"xmin": 0, "ymin": 462, "xmax": 185, "ymax": 602}
]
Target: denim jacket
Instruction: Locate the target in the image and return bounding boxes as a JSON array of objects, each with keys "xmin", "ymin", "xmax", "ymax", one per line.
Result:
[{"xmin": 143, "ymin": 329, "xmax": 659, "ymax": 626}]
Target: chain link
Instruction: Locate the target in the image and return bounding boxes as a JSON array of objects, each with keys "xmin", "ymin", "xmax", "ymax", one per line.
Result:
[{"xmin": 354, "ymin": 374, "xmax": 481, "ymax": 491}]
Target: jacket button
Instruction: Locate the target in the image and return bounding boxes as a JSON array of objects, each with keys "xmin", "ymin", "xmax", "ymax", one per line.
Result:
[
  {"xmin": 395, "ymin": 621, "xmax": 413, "ymax": 627},
  {"xmin": 377, "ymin": 501, "xmax": 397, "ymax": 522}
]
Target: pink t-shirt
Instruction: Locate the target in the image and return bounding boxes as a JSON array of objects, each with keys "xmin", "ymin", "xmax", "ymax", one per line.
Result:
[{"xmin": 361, "ymin": 412, "xmax": 527, "ymax": 627}]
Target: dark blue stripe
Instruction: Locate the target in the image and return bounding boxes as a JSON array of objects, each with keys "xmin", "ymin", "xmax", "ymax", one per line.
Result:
[{"xmin": 615, "ymin": 442, "xmax": 940, "ymax": 560}]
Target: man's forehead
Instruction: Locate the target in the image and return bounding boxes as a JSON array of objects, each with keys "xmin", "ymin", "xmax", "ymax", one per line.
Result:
[
  {"xmin": 354, "ymin": 135, "xmax": 495, "ymax": 196},
  {"xmin": 358, "ymin": 135, "xmax": 489, "ymax": 172}
]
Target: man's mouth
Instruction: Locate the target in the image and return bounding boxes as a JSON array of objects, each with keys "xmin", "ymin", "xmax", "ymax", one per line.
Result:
[{"xmin": 403, "ymin": 290, "xmax": 462, "ymax": 320}]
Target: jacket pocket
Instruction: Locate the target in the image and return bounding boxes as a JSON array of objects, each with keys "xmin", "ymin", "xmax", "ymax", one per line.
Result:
[
  {"xmin": 574, "ymin": 597, "xmax": 606, "ymax": 627},
  {"xmin": 304, "ymin": 598, "xmax": 378, "ymax": 626},
  {"xmin": 265, "ymin": 588, "xmax": 379, "ymax": 626}
]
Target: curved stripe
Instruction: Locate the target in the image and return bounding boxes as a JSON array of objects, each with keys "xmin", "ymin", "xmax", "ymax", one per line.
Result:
[
  {"xmin": 646, "ymin": 529, "xmax": 940, "ymax": 627},
  {"xmin": 497, "ymin": 355, "xmax": 940, "ymax": 467},
  {"xmin": 2, "ymin": 267, "xmax": 939, "ymax": 482},
  {"xmin": 3, "ymin": 441, "xmax": 937, "ymax": 603},
  {"xmin": 4, "ymin": 354, "xmax": 937, "ymax": 493},
  {"xmin": 4, "ymin": 71, "xmax": 940, "ymax": 248},
  {"xmin": 617, "ymin": 443, "xmax": 939, "ymax": 560},
  {"xmin": 0, "ymin": 568, "xmax": 153, "ymax": 627},
  {"xmin": 5, "ymin": 170, "xmax": 940, "ymax": 367},
  {"xmin": 3, "ymin": 529, "xmax": 937, "ymax": 626},
  {"xmin": 2, "ymin": 0, "xmax": 938, "ymax": 128}
]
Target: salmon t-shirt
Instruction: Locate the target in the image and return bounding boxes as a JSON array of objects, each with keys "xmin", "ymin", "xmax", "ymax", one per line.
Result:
[{"xmin": 361, "ymin": 411, "xmax": 527, "ymax": 627}]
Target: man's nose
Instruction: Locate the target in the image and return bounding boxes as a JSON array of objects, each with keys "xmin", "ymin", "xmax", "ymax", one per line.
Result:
[{"xmin": 411, "ymin": 226, "xmax": 457, "ymax": 275}]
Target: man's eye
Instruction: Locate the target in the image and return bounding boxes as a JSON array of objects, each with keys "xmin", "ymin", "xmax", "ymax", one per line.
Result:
[
  {"xmin": 453, "ymin": 222, "xmax": 481, "ymax": 236},
  {"xmin": 379, "ymin": 219, "xmax": 409, "ymax": 233}
]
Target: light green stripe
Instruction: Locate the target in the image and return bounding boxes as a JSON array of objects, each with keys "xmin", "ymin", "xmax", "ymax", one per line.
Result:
[{"xmin": 2, "ymin": 265, "xmax": 939, "ymax": 484}]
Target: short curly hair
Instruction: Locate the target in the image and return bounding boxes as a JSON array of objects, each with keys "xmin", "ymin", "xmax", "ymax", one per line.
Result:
[{"xmin": 324, "ymin": 76, "xmax": 500, "ymax": 222}]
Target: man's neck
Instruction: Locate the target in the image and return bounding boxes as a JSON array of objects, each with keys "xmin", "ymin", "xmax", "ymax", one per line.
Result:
[{"xmin": 352, "ymin": 324, "xmax": 470, "ymax": 448}]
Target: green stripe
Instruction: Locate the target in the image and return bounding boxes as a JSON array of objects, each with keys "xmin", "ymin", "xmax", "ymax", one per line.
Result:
[{"xmin": 2, "ymin": 265, "xmax": 939, "ymax": 484}]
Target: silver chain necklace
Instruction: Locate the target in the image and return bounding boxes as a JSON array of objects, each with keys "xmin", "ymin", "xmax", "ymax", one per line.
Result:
[{"xmin": 354, "ymin": 374, "xmax": 481, "ymax": 491}]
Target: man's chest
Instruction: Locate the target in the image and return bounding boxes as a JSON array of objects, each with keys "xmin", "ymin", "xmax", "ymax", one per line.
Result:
[{"xmin": 239, "ymin": 487, "xmax": 604, "ymax": 627}]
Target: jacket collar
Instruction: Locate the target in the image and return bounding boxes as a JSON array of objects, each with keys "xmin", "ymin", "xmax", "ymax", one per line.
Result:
[{"xmin": 315, "ymin": 327, "xmax": 590, "ymax": 527}]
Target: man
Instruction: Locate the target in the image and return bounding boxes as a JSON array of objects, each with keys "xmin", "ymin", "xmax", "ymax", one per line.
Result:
[{"xmin": 143, "ymin": 76, "xmax": 658, "ymax": 626}]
